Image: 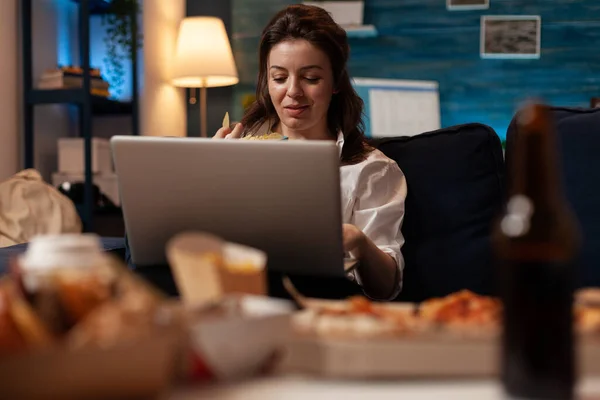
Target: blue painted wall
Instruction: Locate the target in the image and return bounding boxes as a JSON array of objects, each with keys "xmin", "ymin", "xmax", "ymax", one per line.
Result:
[
  {"xmin": 232, "ymin": 0, "xmax": 600, "ymax": 139},
  {"xmin": 89, "ymin": 15, "xmax": 135, "ymax": 101},
  {"xmin": 186, "ymin": 0, "xmax": 233, "ymax": 136},
  {"xmin": 56, "ymin": 0, "xmax": 134, "ymax": 101},
  {"xmin": 232, "ymin": 0, "xmax": 292, "ymax": 121}
]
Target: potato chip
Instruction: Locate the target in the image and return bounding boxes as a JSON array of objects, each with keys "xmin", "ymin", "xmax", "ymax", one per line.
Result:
[{"xmin": 222, "ymin": 112, "xmax": 230, "ymax": 129}]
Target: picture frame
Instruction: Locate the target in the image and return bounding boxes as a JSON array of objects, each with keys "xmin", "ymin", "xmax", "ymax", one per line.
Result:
[
  {"xmin": 480, "ymin": 15, "xmax": 541, "ymax": 59},
  {"xmin": 447, "ymin": 0, "xmax": 489, "ymax": 11}
]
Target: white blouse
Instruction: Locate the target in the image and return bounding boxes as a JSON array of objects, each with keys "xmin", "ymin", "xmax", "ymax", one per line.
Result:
[{"xmin": 336, "ymin": 133, "xmax": 407, "ymax": 300}]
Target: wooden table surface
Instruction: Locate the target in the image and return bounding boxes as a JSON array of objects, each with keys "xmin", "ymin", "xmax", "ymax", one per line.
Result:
[{"xmin": 171, "ymin": 375, "xmax": 600, "ymax": 400}]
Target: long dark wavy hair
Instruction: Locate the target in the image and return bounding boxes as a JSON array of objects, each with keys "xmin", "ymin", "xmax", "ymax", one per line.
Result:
[{"xmin": 240, "ymin": 4, "xmax": 372, "ymax": 164}]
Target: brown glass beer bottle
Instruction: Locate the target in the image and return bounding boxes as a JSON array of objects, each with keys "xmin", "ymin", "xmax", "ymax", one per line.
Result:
[{"xmin": 492, "ymin": 103, "xmax": 580, "ymax": 399}]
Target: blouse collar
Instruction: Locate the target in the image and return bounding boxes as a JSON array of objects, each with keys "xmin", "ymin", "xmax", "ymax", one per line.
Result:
[{"xmin": 336, "ymin": 131, "xmax": 344, "ymax": 158}]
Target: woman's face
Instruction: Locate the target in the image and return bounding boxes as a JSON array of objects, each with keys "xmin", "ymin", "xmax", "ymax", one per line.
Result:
[{"xmin": 267, "ymin": 39, "xmax": 334, "ymax": 138}]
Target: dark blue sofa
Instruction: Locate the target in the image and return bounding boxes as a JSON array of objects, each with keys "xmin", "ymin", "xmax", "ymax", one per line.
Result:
[
  {"xmin": 374, "ymin": 122, "xmax": 505, "ymax": 301},
  {"xmin": 506, "ymin": 107, "xmax": 600, "ymax": 288},
  {"xmin": 1, "ymin": 107, "xmax": 598, "ymax": 302}
]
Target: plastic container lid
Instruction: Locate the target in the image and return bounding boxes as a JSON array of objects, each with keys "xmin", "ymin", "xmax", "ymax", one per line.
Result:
[{"xmin": 19, "ymin": 233, "xmax": 105, "ymax": 271}]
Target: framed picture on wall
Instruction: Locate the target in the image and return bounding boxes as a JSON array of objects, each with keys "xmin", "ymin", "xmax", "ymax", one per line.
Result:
[
  {"xmin": 481, "ymin": 15, "xmax": 541, "ymax": 59},
  {"xmin": 447, "ymin": 0, "xmax": 489, "ymax": 11}
]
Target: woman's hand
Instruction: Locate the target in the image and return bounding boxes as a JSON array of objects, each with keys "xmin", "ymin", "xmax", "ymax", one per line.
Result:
[
  {"xmin": 213, "ymin": 123, "xmax": 244, "ymax": 139},
  {"xmin": 343, "ymin": 223, "xmax": 366, "ymax": 254},
  {"xmin": 343, "ymin": 223, "xmax": 399, "ymax": 301}
]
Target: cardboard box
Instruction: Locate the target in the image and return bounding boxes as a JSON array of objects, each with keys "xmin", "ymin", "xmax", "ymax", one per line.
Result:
[
  {"xmin": 0, "ymin": 328, "xmax": 181, "ymax": 400},
  {"xmin": 187, "ymin": 295, "xmax": 295, "ymax": 381},
  {"xmin": 58, "ymin": 137, "xmax": 113, "ymax": 174},
  {"xmin": 302, "ymin": 1, "xmax": 364, "ymax": 26},
  {"xmin": 282, "ymin": 301, "xmax": 600, "ymax": 379},
  {"xmin": 165, "ymin": 232, "xmax": 294, "ymax": 381},
  {"xmin": 0, "ymin": 242, "xmax": 187, "ymax": 399}
]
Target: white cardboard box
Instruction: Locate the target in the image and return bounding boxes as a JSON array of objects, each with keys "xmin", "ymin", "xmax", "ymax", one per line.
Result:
[
  {"xmin": 52, "ymin": 171, "xmax": 120, "ymax": 206},
  {"xmin": 58, "ymin": 137, "xmax": 113, "ymax": 174},
  {"xmin": 302, "ymin": 1, "xmax": 364, "ymax": 26},
  {"xmin": 283, "ymin": 334, "xmax": 600, "ymax": 379},
  {"xmin": 282, "ymin": 300, "xmax": 600, "ymax": 379},
  {"xmin": 188, "ymin": 295, "xmax": 295, "ymax": 380}
]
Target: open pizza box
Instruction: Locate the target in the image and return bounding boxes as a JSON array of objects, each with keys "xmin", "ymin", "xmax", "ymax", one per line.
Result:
[{"xmin": 279, "ymin": 289, "xmax": 600, "ymax": 379}]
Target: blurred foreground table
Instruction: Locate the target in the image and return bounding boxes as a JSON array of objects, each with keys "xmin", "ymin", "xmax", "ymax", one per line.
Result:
[{"xmin": 172, "ymin": 375, "xmax": 600, "ymax": 400}]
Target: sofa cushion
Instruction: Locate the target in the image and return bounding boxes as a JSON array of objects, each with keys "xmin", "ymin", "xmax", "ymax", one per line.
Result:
[
  {"xmin": 373, "ymin": 123, "xmax": 506, "ymax": 302},
  {"xmin": 506, "ymin": 107, "xmax": 600, "ymax": 288}
]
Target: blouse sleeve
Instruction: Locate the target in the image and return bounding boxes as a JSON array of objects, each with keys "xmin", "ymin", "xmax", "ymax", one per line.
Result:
[{"xmin": 349, "ymin": 157, "xmax": 407, "ymax": 300}]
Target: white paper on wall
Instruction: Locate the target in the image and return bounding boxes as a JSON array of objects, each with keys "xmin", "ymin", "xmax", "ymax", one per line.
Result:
[{"xmin": 353, "ymin": 78, "xmax": 441, "ymax": 138}]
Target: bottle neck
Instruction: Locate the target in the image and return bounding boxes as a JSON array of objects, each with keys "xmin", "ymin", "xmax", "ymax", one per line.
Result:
[{"xmin": 509, "ymin": 117, "xmax": 564, "ymax": 212}]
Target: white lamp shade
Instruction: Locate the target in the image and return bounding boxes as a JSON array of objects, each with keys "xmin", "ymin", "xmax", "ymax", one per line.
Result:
[{"xmin": 172, "ymin": 17, "xmax": 239, "ymax": 88}]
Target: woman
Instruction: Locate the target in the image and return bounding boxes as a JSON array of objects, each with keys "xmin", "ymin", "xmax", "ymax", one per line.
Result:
[{"xmin": 214, "ymin": 4, "xmax": 406, "ymax": 300}]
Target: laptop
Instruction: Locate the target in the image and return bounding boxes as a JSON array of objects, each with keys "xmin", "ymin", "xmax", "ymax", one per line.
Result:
[{"xmin": 110, "ymin": 136, "xmax": 348, "ymax": 277}]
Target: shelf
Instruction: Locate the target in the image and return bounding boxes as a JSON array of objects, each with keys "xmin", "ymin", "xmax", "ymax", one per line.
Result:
[
  {"xmin": 23, "ymin": 0, "xmax": 139, "ymax": 232},
  {"xmin": 27, "ymin": 88, "xmax": 85, "ymax": 104},
  {"xmin": 344, "ymin": 25, "xmax": 378, "ymax": 38},
  {"xmin": 92, "ymin": 97, "xmax": 133, "ymax": 115},
  {"xmin": 27, "ymin": 89, "xmax": 132, "ymax": 116}
]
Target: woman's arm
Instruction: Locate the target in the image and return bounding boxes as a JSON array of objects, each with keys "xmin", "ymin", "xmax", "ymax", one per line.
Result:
[
  {"xmin": 345, "ymin": 157, "xmax": 407, "ymax": 301},
  {"xmin": 343, "ymin": 224, "xmax": 399, "ymax": 300}
]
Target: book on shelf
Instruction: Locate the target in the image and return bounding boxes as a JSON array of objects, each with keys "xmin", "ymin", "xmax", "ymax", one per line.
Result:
[{"xmin": 36, "ymin": 67, "xmax": 111, "ymax": 97}]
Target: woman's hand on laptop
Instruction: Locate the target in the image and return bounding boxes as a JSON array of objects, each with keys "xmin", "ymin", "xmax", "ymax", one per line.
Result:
[
  {"xmin": 342, "ymin": 224, "xmax": 366, "ymax": 254},
  {"xmin": 213, "ymin": 123, "xmax": 244, "ymax": 139},
  {"xmin": 343, "ymin": 223, "xmax": 400, "ymax": 300}
]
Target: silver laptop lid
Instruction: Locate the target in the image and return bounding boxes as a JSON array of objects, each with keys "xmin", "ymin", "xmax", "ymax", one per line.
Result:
[{"xmin": 111, "ymin": 136, "xmax": 345, "ymax": 277}]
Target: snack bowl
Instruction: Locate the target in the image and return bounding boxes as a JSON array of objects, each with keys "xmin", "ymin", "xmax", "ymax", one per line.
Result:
[{"xmin": 241, "ymin": 132, "xmax": 288, "ymax": 140}]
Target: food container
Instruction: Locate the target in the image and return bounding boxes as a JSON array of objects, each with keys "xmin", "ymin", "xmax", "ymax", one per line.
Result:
[
  {"xmin": 281, "ymin": 295, "xmax": 600, "ymax": 379},
  {"xmin": 185, "ymin": 294, "xmax": 294, "ymax": 381},
  {"xmin": 166, "ymin": 231, "xmax": 294, "ymax": 381},
  {"xmin": 13, "ymin": 234, "xmax": 118, "ymax": 336},
  {"xmin": 0, "ymin": 330, "xmax": 179, "ymax": 400},
  {"xmin": 0, "ymin": 233, "xmax": 182, "ymax": 399},
  {"xmin": 167, "ymin": 231, "xmax": 268, "ymax": 305}
]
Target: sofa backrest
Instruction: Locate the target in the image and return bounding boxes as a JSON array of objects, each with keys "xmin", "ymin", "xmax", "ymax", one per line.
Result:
[
  {"xmin": 373, "ymin": 123, "xmax": 506, "ymax": 302},
  {"xmin": 506, "ymin": 107, "xmax": 600, "ymax": 288}
]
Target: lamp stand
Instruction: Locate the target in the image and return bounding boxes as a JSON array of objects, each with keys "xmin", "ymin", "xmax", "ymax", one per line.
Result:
[
  {"xmin": 200, "ymin": 86, "xmax": 207, "ymax": 137},
  {"xmin": 189, "ymin": 84, "xmax": 208, "ymax": 137}
]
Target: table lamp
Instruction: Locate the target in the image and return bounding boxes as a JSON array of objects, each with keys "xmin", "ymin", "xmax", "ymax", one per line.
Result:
[{"xmin": 172, "ymin": 17, "xmax": 239, "ymax": 137}]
